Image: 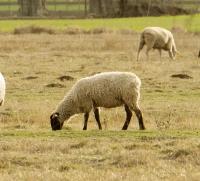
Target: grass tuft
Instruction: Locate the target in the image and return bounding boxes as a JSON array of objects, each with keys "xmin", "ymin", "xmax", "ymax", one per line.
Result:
[{"xmin": 13, "ymin": 25, "xmax": 56, "ymax": 34}]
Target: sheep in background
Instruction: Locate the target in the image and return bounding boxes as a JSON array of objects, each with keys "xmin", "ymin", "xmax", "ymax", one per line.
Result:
[
  {"xmin": 137, "ymin": 27, "xmax": 178, "ymax": 61},
  {"xmin": 0, "ymin": 72, "xmax": 5, "ymax": 106},
  {"xmin": 50, "ymin": 72, "xmax": 145, "ymax": 131}
]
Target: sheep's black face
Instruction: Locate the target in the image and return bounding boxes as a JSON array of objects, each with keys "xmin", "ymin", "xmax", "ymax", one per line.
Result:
[{"xmin": 50, "ymin": 113, "xmax": 63, "ymax": 131}]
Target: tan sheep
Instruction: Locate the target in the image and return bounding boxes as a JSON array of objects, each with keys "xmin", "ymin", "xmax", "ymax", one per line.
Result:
[
  {"xmin": 50, "ymin": 72, "xmax": 145, "ymax": 131},
  {"xmin": 137, "ymin": 27, "xmax": 177, "ymax": 61}
]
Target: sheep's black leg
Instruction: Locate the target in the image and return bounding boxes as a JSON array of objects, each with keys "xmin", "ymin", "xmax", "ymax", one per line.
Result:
[
  {"xmin": 134, "ymin": 109, "xmax": 145, "ymax": 130},
  {"xmin": 122, "ymin": 105, "xmax": 132, "ymax": 130},
  {"xmin": 83, "ymin": 112, "xmax": 89, "ymax": 130},
  {"xmin": 94, "ymin": 108, "xmax": 102, "ymax": 130}
]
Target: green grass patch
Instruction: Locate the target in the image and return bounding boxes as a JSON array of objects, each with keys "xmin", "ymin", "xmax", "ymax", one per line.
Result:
[
  {"xmin": 0, "ymin": 129, "xmax": 200, "ymax": 139},
  {"xmin": 0, "ymin": 14, "xmax": 199, "ymax": 32}
]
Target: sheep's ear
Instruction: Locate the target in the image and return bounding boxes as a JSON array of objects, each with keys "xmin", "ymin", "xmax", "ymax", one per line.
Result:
[
  {"xmin": 54, "ymin": 112, "xmax": 59, "ymax": 117},
  {"xmin": 50, "ymin": 112, "xmax": 59, "ymax": 119}
]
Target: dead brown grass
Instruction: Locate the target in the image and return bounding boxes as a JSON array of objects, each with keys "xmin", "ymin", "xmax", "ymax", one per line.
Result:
[
  {"xmin": 13, "ymin": 26, "xmax": 136, "ymax": 36},
  {"xmin": 0, "ymin": 30, "xmax": 200, "ymax": 180},
  {"xmin": 13, "ymin": 26, "xmax": 56, "ymax": 35},
  {"xmin": 0, "ymin": 31, "xmax": 200, "ymax": 130},
  {"xmin": 0, "ymin": 136, "xmax": 200, "ymax": 180}
]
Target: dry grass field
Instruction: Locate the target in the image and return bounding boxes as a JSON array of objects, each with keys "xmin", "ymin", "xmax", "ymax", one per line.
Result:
[{"xmin": 0, "ymin": 27, "xmax": 200, "ymax": 180}]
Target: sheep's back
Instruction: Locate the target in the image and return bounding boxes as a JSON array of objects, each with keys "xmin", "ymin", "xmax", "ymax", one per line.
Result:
[
  {"xmin": 143, "ymin": 27, "xmax": 172, "ymax": 48},
  {"xmin": 72, "ymin": 72, "xmax": 140, "ymax": 108}
]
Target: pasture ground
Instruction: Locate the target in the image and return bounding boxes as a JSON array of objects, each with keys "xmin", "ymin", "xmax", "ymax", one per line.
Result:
[
  {"xmin": 0, "ymin": 14, "xmax": 199, "ymax": 32},
  {"xmin": 0, "ymin": 23, "xmax": 200, "ymax": 180}
]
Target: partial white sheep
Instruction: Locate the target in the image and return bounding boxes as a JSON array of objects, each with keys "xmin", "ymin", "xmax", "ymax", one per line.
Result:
[
  {"xmin": 50, "ymin": 72, "xmax": 145, "ymax": 131},
  {"xmin": 0, "ymin": 72, "xmax": 5, "ymax": 106},
  {"xmin": 137, "ymin": 27, "xmax": 177, "ymax": 61}
]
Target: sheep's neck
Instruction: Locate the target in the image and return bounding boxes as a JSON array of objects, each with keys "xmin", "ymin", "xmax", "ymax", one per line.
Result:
[{"xmin": 57, "ymin": 95, "xmax": 76, "ymax": 122}]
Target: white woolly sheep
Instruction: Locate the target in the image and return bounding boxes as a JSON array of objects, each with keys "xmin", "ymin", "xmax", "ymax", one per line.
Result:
[
  {"xmin": 0, "ymin": 72, "xmax": 5, "ymax": 106},
  {"xmin": 137, "ymin": 27, "xmax": 177, "ymax": 61},
  {"xmin": 50, "ymin": 72, "xmax": 145, "ymax": 131}
]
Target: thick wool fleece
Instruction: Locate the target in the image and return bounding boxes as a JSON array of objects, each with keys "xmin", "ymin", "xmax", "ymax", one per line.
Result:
[
  {"xmin": 137, "ymin": 26, "xmax": 177, "ymax": 60},
  {"xmin": 53, "ymin": 72, "xmax": 141, "ymax": 123}
]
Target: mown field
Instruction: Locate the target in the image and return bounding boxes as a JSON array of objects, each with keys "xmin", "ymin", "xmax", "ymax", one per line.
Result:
[
  {"xmin": 0, "ymin": 14, "xmax": 199, "ymax": 32},
  {"xmin": 0, "ymin": 16, "xmax": 200, "ymax": 180}
]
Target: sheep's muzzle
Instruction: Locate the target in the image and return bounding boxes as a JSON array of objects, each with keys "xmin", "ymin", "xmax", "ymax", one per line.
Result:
[{"xmin": 50, "ymin": 113, "xmax": 63, "ymax": 131}]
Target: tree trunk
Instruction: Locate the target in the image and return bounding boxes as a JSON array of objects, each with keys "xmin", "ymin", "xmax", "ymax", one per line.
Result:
[
  {"xmin": 89, "ymin": 0, "xmax": 116, "ymax": 17},
  {"xmin": 119, "ymin": 0, "xmax": 128, "ymax": 17},
  {"xmin": 18, "ymin": 0, "xmax": 47, "ymax": 16},
  {"xmin": 102, "ymin": 0, "xmax": 114, "ymax": 17},
  {"xmin": 89, "ymin": 0, "xmax": 102, "ymax": 16}
]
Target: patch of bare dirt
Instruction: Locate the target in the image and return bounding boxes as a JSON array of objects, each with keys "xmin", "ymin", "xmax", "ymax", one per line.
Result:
[
  {"xmin": 171, "ymin": 74, "xmax": 193, "ymax": 79},
  {"xmin": 57, "ymin": 75, "xmax": 74, "ymax": 81},
  {"xmin": 22, "ymin": 76, "xmax": 38, "ymax": 80},
  {"xmin": 45, "ymin": 83, "xmax": 65, "ymax": 88}
]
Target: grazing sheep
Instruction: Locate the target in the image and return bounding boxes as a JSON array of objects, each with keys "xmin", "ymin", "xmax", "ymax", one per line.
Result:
[
  {"xmin": 137, "ymin": 27, "xmax": 177, "ymax": 61},
  {"xmin": 198, "ymin": 50, "xmax": 200, "ymax": 58},
  {"xmin": 50, "ymin": 72, "xmax": 145, "ymax": 131},
  {"xmin": 0, "ymin": 72, "xmax": 5, "ymax": 106}
]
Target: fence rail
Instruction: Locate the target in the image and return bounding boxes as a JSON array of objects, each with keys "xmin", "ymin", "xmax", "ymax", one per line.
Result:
[
  {"xmin": 0, "ymin": 0, "xmax": 200, "ymax": 5},
  {"xmin": 0, "ymin": 0, "xmax": 199, "ymax": 17}
]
